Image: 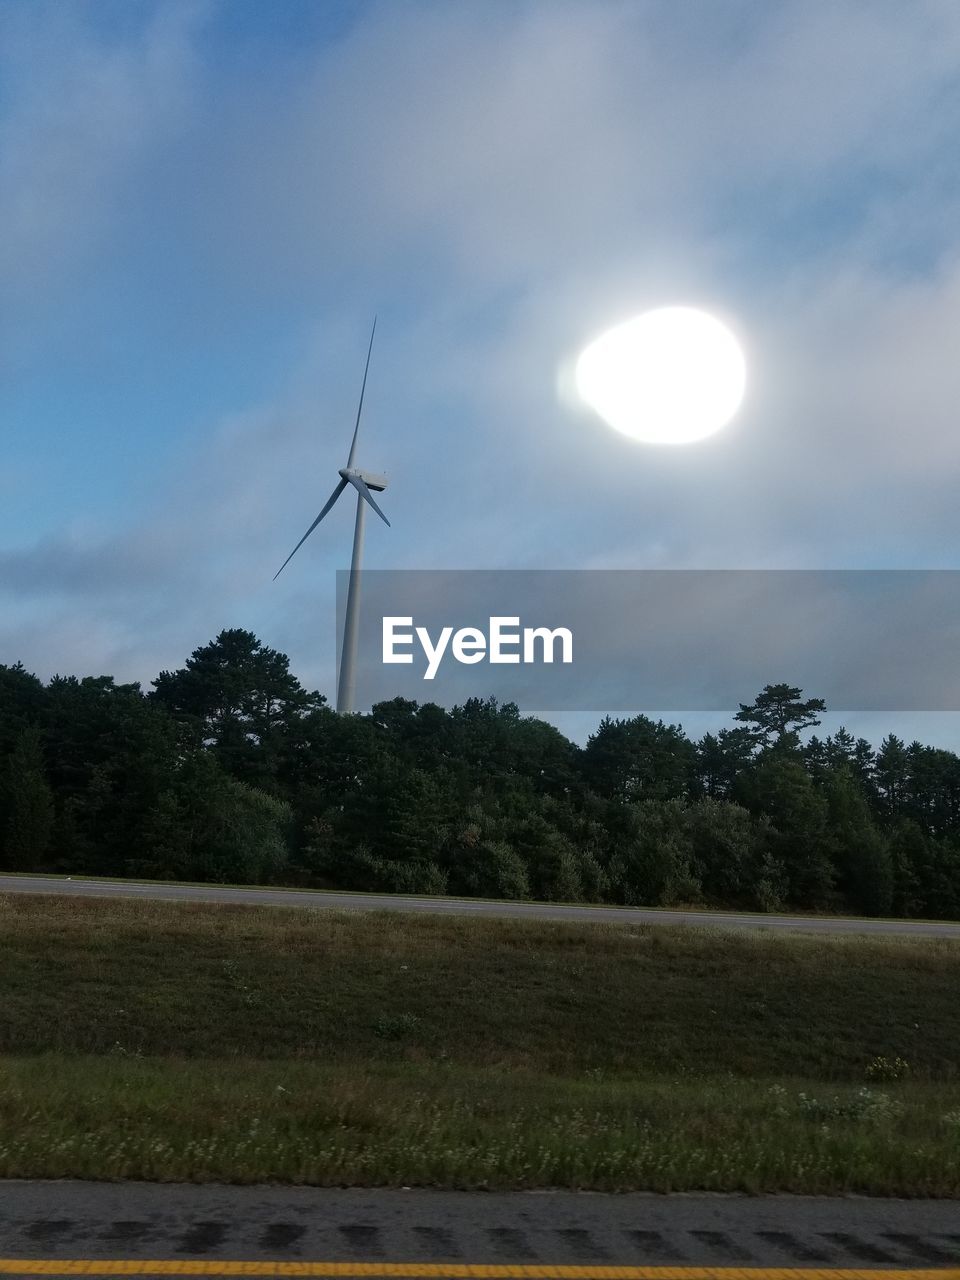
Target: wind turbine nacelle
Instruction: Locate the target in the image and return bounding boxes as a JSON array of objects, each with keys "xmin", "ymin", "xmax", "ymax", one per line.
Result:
[{"xmin": 340, "ymin": 467, "xmax": 387, "ymax": 492}]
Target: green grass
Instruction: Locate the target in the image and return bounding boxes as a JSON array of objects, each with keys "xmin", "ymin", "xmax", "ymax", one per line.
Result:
[
  {"xmin": 3, "ymin": 893, "xmax": 957, "ymax": 1076},
  {"xmin": 3, "ymin": 892, "xmax": 960, "ymax": 1191},
  {"xmin": 2, "ymin": 1057, "xmax": 959, "ymax": 1194}
]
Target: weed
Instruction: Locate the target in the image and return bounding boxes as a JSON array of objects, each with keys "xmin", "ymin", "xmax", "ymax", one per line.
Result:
[
  {"xmin": 865, "ymin": 1055, "xmax": 910, "ymax": 1081},
  {"xmin": 374, "ymin": 1012, "xmax": 421, "ymax": 1040},
  {"xmin": 0, "ymin": 1055, "xmax": 957, "ymax": 1194},
  {"xmin": 796, "ymin": 1086, "xmax": 903, "ymax": 1123}
]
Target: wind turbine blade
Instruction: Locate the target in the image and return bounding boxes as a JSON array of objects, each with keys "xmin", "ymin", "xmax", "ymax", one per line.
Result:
[
  {"xmin": 347, "ymin": 473, "xmax": 391, "ymax": 526},
  {"xmin": 346, "ymin": 316, "xmax": 377, "ymax": 469},
  {"xmin": 273, "ymin": 478, "xmax": 348, "ymax": 579}
]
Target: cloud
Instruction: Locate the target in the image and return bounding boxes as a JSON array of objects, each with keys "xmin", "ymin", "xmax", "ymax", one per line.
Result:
[
  {"xmin": 160, "ymin": 0, "xmax": 960, "ymax": 295},
  {"xmin": 139, "ymin": 0, "xmax": 960, "ymax": 572},
  {"xmin": 0, "ymin": 533, "xmax": 175, "ymax": 597},
  {"xmin": 5, "ymin": 0, "xmax": 960, "ymax": 727},
  {"xmin": 0, "ymin": 0, "xmax": 207, "ymax": 364}
]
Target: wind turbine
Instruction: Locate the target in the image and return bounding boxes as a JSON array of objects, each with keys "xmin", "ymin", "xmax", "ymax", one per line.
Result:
[{"xmin": 274, "ymin": 318, "xmax": 389, "ymax": 714}]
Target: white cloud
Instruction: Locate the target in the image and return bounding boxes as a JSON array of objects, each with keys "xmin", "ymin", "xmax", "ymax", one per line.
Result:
[
  {"xmin": 165, "ymin": 0, "xmax": 960, "ymax": 296},
  {"xmin": 5, "ymin": 0, "xmax": 960, "ymax": 711},
  {"xmin": 0, "ymin": 0, "xmax": 207, "ymax": 363}
]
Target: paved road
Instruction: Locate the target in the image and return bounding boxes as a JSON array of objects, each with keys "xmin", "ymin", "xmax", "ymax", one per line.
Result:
[
  {"xmin": 2, "ymin": 1182, "xmax": 960, "ymax": 1273},
  {"xmin": 4, "ymin": 873, "xmax": 960, "ymax": 937}
]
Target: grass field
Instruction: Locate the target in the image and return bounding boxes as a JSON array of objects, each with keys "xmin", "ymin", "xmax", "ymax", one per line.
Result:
[{"xmin": 3, "ymin": 892, "xmax": 960, "ymax": 1192}]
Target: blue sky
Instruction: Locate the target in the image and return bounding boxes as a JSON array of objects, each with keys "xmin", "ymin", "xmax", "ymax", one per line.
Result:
[{"xmin": 4, "ymin": 0, "xmax": 960, "ymax": 743}]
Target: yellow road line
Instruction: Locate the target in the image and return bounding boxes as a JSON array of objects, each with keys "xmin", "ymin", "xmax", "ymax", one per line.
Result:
[{"xmin": 2, "ymin": 1267, "xmax": 960, "ymax": 1279}]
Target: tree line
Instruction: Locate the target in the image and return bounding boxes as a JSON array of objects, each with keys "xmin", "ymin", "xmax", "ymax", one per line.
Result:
[{"xmin": 2, "ymin": 628, "xmax": 959, "ymax": 918}]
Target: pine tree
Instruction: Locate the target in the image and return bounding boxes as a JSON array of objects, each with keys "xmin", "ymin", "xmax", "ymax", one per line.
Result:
[
  {"xmin": 735, "ymin": 683, "xmax": 825, "ymax": 749},
  {"xmin": 747, "ymin": 753, "xmax": 835, "ymax": 909},
  {"xmin": 2, "ymin": 728, "xmax": 54, "ymax": 870},
  {"xmin": 824, "ymin": 766, "xmax": 893, "ymax": 916}
]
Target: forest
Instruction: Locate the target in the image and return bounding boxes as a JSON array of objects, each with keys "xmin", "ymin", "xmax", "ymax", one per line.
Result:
[{"xmin": 2, "ymin": 628, "xmax": 959, "ymax": 918}]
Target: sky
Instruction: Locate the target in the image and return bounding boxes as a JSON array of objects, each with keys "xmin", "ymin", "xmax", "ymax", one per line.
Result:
[{"xmin": 4, "ymin": 0, "xmax": 960, "ymax": 745}]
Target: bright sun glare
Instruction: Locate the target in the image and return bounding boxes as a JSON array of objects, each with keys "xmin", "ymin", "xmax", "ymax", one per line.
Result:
[{"xmin": 575, "ymin": 306, "xmax": 746, "ymax": 444}]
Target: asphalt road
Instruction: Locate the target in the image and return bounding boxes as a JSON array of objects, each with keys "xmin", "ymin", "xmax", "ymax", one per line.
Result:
[
  {"xmin": 3, "ymin": 873, "xmax": 960, "ymax": 937},
  {"xmin": 2, "ymin": 1182, "xmax": 960, "ymax": 1273}
]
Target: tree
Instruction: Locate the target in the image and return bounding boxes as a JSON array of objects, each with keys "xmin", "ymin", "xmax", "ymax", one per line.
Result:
[
  {"xmin": 902, "ymin": 743, "xmax": 960, "ymax": 837},
  {"xmin": 735, "ymin": 683, "xmax": 825, "ymax": 749},
  {"xmin": 582, "ymin": 715, "xmax": 696, "ymax": 803},
  {"xmin": 1, "ymin": 727, "xmax": 54, "ymax": 870},
  {"xmin": 697, "ymin": 728, "xmax": 756, "ymax": 799},
  {"xmin": 884, "ymin": 818, "xmax": 960, "ymax": 920},
  {"xmin": 823, "ymin": 766, "xmax": 892, "ymax": 916},
  {"xmin": 136, "ymin": 753, "xmax": 290, "ymax": 884},
  {"xmin": 606, "ymin": 800, "xmax": 698, "ymax": 907},
  {"xmin": 685, "ymin": 797, "xmax": 785, "ymax": 911},
  {"xmin": 443, "ymin": 827, "xmax": 530, "ymax": 900},
  {"xmin": 852, "ymin": 737, "xmax": 877, "ymax": 798},
  {"xmin": 5, "ymin": 637, "xmax": 960, "ymax": 921},
  {"xmin": 42, "ymin": 675, "xmax": 180, "ymax": 875},
  {"xmin": 368, "ymin": 699, "xmax": 459, "ymax": 776},
  {"xmin": 746, "ymin": 754, "xmax": 834, "ymax": 908},
  {"xmin": 887, "ymin": 818, "xmax": 928, "ymax": 918},
  {"xmin": 824, "ymin": 726, "xmax": 856, "ymax": 766},
  {"xmin": 0, "ymin": 663, "xmax": 47, "ymax": 757},
  {"xmin": 510, "ymin": 814, "xmax": 584, "ymax": 902},
  {"xmin": 367, "ymin": 762, "xmax": 451, "ymax": 860},
  {"xmin": 874, "ymin": 734, "xmax": 910, "ymax": 821},
  {"xmin": 151, "ymin": 629, "xmax": 325, "ymax": 790}
]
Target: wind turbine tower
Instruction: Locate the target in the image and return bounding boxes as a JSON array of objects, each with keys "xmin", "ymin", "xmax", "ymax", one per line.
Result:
[{"xmin": 274, "ymin": 319, "xmax": 390, "ymax": 714}]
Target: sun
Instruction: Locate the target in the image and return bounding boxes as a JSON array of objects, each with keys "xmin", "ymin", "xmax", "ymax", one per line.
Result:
[{"xmin": 575, "ymin": 307, "xmax": 746, "ymax": 444}]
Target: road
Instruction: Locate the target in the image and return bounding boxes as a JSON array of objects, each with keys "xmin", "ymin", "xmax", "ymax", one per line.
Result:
[
  {"xmin": 2, "ymin": 1182, "xmax": 960, "ymax": 1274},
  {"xmin": 3, "ymin": 873, "xmax": 960, "ymax": 937}
]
